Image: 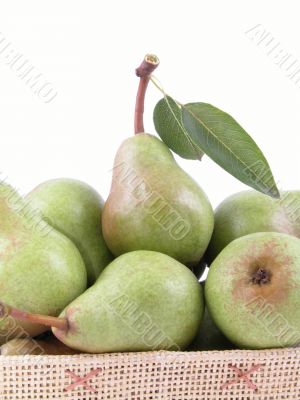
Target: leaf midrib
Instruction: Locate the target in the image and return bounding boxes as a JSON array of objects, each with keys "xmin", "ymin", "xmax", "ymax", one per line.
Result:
[
  {"xmin": 183, "ymin": 105, "xmax": 267, "ymax": 185},
  {"xmin": 164, "ymin": 97, "xmax": 202, "ymax": 155}
]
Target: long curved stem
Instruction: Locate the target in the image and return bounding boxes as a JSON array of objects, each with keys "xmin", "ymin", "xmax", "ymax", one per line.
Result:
[
  {"xmin": 134, "ymin": 54, "xmax": 159, "ymax": 134},
  {"xmin": 0, "ymin": 302, "xmax": 68, "ymax": 331}
]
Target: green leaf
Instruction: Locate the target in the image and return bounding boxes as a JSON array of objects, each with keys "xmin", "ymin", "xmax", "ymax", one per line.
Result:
[
  {"xmin": 153, "ymin": 96, "xmax": 204, "ymax": 160},
  {"xmin": 182, "ymin": 102, "xmax": 279, "ymax": 198}
]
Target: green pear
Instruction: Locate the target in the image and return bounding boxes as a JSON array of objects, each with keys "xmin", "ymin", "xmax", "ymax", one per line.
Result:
[
  {"xmin": 188, "ymin": 307, "xmax": 235, "ymax": 351},
  {"xmin": 26, "ymin": 178, "xmax": 113, "ymax": 284},
  {"xmin": 1, "ymin": 336, "xmax": 78, "ymax": 355},
  {"xmin": 0, "ymin": 184, "xmax": 87, "ymax": 343},
  {"xmin": 207, "ymin": 190, "xmax": 300, "ymax": 262},
  {"xmin": 51, "ymin": 250, "xmax": 204, "ymax": 353},
  {"xmin": 205, "ymin": 232, "xmax": 300, "ymax": 349},
  {"xmin": 102, "ymin": 134, "xmax": 214, "ymax": 266}
]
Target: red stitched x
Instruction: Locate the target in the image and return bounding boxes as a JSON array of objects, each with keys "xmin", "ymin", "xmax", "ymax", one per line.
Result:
[
  {"xmin": 64, "ymin": 368, "xmax": 102, "ymax": 393},
  {"xmin": 221, "ymin": 363, "xmax": 263, "ymax": 391}
]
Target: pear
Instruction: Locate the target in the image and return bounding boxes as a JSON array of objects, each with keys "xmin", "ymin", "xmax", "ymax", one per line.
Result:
[
  {"xmin": 0, "ymin": 184, "xmax": 87, "ymax": 343},
  {"xmin": 5, "ymin": 251, "xmax": 204, "ymax": 353},
  {"xmin": 205, "ymin": 232, "xmax": 300, "ymax": 349},
  {"xmin": 1, "ymin": 336, "xmax": 78, "ymax": 355},
  {"xmin": 26, "ymin": 178, "xmax": 113, "ymax": 284},
  {"xmin": 207, "ymin": 190, "xmax": 300, "ymax": 262},
  {"xmin": 102, "ymin": 134, "xmax": 214, "ymax": 266}
]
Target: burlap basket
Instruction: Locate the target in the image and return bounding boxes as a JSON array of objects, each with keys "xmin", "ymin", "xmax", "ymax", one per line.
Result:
[{"xmin": 0, "ymin": 348, "xmax": 299, "ymax": 399}]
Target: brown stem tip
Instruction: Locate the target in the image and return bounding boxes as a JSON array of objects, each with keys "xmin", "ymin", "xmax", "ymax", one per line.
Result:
[{"xmin": 135, "ymin": 54, "xmax": 160, "ymax": 78}]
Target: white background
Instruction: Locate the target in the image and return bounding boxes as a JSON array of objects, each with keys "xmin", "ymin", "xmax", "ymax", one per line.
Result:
[{"xmin": 0, "ymin": 1, "xmax": 299, "ymax": 208}]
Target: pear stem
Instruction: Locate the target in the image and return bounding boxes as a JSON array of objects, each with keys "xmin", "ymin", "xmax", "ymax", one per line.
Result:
[
  {"xmin": 0, "ymin": 302, "xmax": 68, "ymax": 331},
  {"xmin": 134, "ymin": 54, "xmax": 159, "ymax": 134}
]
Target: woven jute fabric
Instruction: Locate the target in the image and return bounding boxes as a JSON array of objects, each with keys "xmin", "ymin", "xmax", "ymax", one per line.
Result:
[{"xmin": 0, "ymin": 348, "xmax": 299, "ymax": 399}]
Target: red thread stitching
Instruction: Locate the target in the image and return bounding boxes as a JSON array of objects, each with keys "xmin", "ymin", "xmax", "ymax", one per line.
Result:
[
  {"xmin": 64, "ymin": 368, "xmax": 102, "ymax": 393},
  {"xmin": 221, "ymin": 363, "xmax": 263, "ymax": 391}
]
